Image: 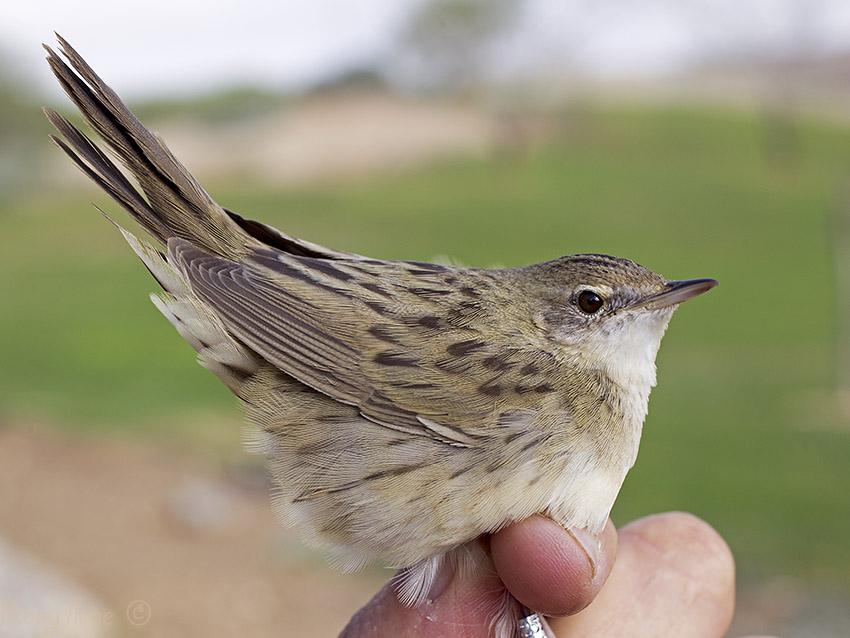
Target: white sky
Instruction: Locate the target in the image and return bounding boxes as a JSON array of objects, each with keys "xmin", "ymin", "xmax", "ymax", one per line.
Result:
[
  {"xmin": 8, "ymin": 0, "xmax": 415, "ymax": 98},
  {"xmin": 6, "ymin": 0, "xmax": 850, "ymax": 100}
]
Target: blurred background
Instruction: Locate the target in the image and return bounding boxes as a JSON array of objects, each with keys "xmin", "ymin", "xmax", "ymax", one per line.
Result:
[{"xmin": 1, "ymin": 0, "xmax": 850, "ymax": 636}]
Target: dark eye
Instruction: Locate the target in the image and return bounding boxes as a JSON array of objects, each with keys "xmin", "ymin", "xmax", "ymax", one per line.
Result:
[{"xmin": 576, "ymin": 290, "xmax": 604, "ymax": 314}]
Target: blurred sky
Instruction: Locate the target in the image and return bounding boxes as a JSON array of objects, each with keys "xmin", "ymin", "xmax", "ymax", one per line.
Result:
[{"xmin": 5, "ymin": 0, "xmax": 850, "ymax": 99}]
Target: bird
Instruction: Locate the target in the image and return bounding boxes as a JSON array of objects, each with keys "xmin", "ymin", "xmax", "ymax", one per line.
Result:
[{"xmin": 44, "ymin": 35, "xmax": 716, "ymax": 638}]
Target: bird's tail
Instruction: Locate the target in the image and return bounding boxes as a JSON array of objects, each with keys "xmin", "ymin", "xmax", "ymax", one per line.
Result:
[
  {"xmin": 43, "ymin": 35, "xmax": 253, "ymax": 258},
  {"xmin": 43, "ymin": 35, "xmax": 271, "ymax": 400}
]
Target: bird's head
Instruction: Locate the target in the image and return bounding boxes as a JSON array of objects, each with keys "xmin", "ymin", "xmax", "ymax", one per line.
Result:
[{"xmin": 523, "ymin": 254, "xmax": 717, "ymax": 391}]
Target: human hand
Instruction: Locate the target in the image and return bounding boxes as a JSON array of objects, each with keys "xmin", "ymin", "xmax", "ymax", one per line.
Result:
[{"xmin": 340, "ymin": 511, "xmax": 778, "ymax": 638}]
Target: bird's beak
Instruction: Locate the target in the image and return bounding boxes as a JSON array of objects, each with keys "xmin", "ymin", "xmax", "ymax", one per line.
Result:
[{"xmin": 632, "ymin": 278, "xmax": 718, "ymax": 310}]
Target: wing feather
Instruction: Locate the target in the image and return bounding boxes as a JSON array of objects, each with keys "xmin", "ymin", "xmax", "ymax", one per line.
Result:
[{"xmin": 172, "ymin": 240, "xmax": 566, "ymax": 441}]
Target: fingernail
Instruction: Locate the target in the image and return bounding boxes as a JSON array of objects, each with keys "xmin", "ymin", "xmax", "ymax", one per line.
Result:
[{"xmin": 565, "ymin": 526, "xmax": 601, "ymax": 581}]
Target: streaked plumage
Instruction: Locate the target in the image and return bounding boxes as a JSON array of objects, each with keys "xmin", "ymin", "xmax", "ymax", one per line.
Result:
[{"xmin": 44, "ymin": 36, "xmax": 716, "ymax": 637}]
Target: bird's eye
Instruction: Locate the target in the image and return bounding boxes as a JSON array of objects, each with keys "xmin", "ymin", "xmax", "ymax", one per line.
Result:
[{"xmin": 576, "ymin": 290, "xmax": 604, "ymax": 314}]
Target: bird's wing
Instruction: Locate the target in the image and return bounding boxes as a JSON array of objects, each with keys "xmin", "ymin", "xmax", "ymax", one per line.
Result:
[{"xmin": 173, "ymin": 240, "xmax": 562, "ymax": 443}]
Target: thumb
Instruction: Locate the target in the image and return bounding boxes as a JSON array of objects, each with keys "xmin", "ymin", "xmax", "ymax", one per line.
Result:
[{"xmin": 492, "ymin": 515, "xmax": 617, "ymax": 617}]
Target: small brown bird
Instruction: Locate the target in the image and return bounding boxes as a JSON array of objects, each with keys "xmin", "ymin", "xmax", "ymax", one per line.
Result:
[{"xmin": 45, "ymin": 36, "xmax": 716, "ymax": 637}]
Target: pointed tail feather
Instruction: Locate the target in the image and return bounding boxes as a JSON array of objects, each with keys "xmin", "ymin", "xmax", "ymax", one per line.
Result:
[
  {"xmin": 45, "ymin": 35, "xmax": 382, "ymax": 264},
  {"xmin": 44, "ymin": 35, "xmax": 252, "ymax": 257}
]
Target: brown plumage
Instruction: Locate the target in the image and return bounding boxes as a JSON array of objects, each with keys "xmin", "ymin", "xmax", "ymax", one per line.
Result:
[{"xmin": 44, "ymin": 36, "xmax": 716, "ymax": 637}]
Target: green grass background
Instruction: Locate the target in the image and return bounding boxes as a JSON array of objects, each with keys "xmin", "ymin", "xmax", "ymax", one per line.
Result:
[{"xmin": 1, "ymin": 102, "xmax": 848, "ymax": 594}]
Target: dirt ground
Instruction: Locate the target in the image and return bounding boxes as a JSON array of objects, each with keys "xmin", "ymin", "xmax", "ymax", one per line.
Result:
[
  {"xmin": 0, "ymin": 423, "xmax": 387, "ymax": 637},
  {"xmin": 46, "ymin": 90, "xmax": 515, "ymax": 191},
  {"xmin": 154, "ymin": 91, "xmax": 500, "ymax": 185}
]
